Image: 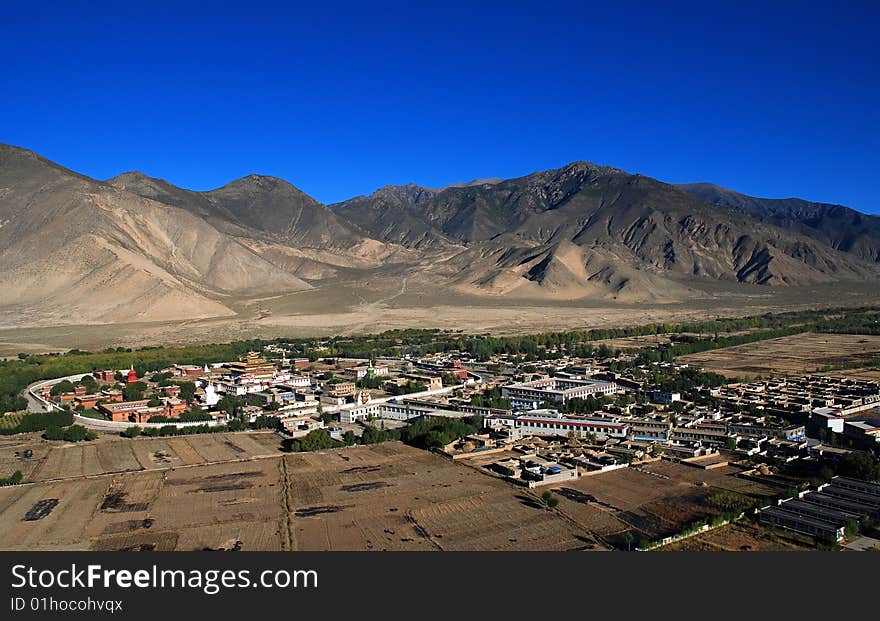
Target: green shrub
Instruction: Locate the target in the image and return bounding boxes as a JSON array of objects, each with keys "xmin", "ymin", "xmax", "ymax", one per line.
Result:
[
  {"xmin": 122, "ymin": 426, "xmax": 142, "ymax": 438},
  {"xmin": 43, "ymin": 425, "xmax": 64, "ymax": 440},
  {"xmin": 0, "ymin": 470, "xmax": 23, "ymax": 486}
]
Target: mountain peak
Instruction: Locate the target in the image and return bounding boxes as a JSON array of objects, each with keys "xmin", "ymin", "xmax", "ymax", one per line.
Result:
[
  {"xmin": 369, "ymin": 183, "xmax": 438, "ymax": 206},
  {"xmin": 441, "ymin": 177, "xmax": 503, "ymax": 189},
  {"xmin": 556, "ymin": 160, "xmax": 624, "ymax": 178},
  {"xmin": 107, "ymin": 170, "xmax": 160, "ymax": 185},
  {"xmin": 210, "ymin": 174, "xmax": 317, "ymax": 202}
]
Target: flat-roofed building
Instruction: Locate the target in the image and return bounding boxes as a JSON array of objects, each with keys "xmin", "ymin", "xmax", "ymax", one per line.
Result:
[
  {"xmin": 831, "ymin": 476, "xmax": 880, "ymax": 498},
  {"xmin": 281, "ymin": 415, "xmax": 325, "ymax": 437},
  {"xmin": 74, "ymin": 394, "xmax": 105, "ymax": 409},
  {"xmin": 817, "ymin": 483, "xmax": 880, "ymax": 508},
  {"xmin": 325, "ymin": 382, "xmax": 356, "ymax": 398},
  {"xmin": 777, "ymin": 498, "xmax": 860, "ymax": 528},
  {"xmin": 97, "ymin": 400, "xmax": 151, "ymax": 422},
  {"xmin": 728, "ymin": 422, "xmax": 806, "ymax": 441},
  {"xmin": 627, "ymin": 418, "xmax": 672, "ymax": 441},
  {"xmin": 344, "ymin": 364, "xmax": 389, "ymax": 380},
  {"xmin": 759, "ymin": 506, "xmax": 845, "ymax": 542},
  {"xmin": 670, "ymin": 426, "xmax": 731, "ymax": 446},
  {"xmin": 341, "ymin": 400, "xmax": 471, "ymax": 424},
  {"xmin": 502, "ymin": 377, "xmax": 618, "ymax": 409},
  {"xmin": 401, "ymin": 373, "xmax": 442, "ymax": 391},
  {"xmin": 483, "ymin": 410, "xmax": 628, "ymax": 440},
  {"xmin": 801, "ymin": 491, "xmax": 880, "ymax": 520}
]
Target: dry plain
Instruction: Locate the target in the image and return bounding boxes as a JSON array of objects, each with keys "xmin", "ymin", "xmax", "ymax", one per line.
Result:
[{"xmin": 2, "ymin": 281, "xmax": 879, "ymax": 357}]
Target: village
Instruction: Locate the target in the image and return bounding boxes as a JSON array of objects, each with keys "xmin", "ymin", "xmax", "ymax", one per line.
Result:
[{"xmin": 13, "ymin": 334, "xmax": 880, "ymax": 551}]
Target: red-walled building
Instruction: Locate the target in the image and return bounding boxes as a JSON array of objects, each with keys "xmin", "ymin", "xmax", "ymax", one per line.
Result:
[
  {"xmin": 95, "ymin": 370, "xmax": 116, "ymax": 382},
  {"xmin": 447, "ymin": 368, "xmax": 469, "ymax": 380}
]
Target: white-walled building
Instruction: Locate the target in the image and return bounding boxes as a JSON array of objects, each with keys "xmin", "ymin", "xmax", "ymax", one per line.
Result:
[
  {"xmin": 484, "ymin": 409, "xmax": 629, "ymax": 440},
  {"xmin": 502, "ymin": 377, "xmax": 619, "ymax": 409}
]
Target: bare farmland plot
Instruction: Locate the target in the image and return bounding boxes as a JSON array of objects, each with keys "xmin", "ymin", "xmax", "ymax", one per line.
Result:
[
  {"xmin": 83, "ymin": 471, "xmax": 164, "ymax": 540},
  {"xmin": 149, "ymin": 459, "xmax": 283, "ymax": 533},
  {"xmin": 96, "ymin": 441, "xmax": 142, "ymax": 473},
  {"xmin": 31, "ymin": 444, "xmax": 86, "ymax": 481},
  {"xmin": 0, "ymin": 478, "xmax": 107, "ymax": 550},
  {"xmin": 0, "ymin": 435, "xmax": 49, "ymax": 481},
  {"xmin": 129, "ymin": 438, "xmax": 183, "ymax": 469},
  {"xmin": 163, "ymin": 437, "xmax": 208, "ymax": 465},
  {"xmin": 284, "ymin": 443, "xmax": 599, "ymax": 551},
  {"xmin": 661, "ymin": 521, "xmax": 814, "ymax": 551},
  {"xmin": 79, "ymin": 443, "xmax": 104, "ymax": 477},
  {"xmin": 547, "ymin": 461, "xmax": 779, "ymax": 546},
  {"xmin": 245, "ymin": 431, "xmax": 287, "ymax": 454},
  {"xmin": 181, "ymin": 435, "xmax": 246, "ymax": 462},
  {"xmin": 174, "ymin": 521, "xmax": 282, "ymax": 551},
  {"xmin": 680, "ymin": 333, "xmax": 880, "ymax": 378},
  {"xmin": 221, "ymin": 431, "xmax": 283, "ymax": 457}
]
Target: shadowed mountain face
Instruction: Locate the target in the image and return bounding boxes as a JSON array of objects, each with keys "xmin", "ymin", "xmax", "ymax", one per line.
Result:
[
  {"xmin": 331, "ymin": 162, "xmax": 875, "ymax": 300},
  {"xmin": 110, "ymin": 171, "xmax": 364, "ymax": 248},
  {"xmin": 678, "ymin": 182, "xmax": 880, "ymax": 263},
  {"xmin": 330, "ymin": 184, "xmax": 452, "ymax": 249},
  {"xmin": 0, "ymin": 142, "xmax": 877, "ymax": 327},
  {"xmin": 0, "ymin": 145, "xmax": 313, "ymax": 327}
]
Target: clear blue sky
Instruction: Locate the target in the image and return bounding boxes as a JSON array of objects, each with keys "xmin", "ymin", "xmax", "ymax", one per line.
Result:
[{"xmin": 2, "ymin": 1, "xmax": 878, "ymax": 212}]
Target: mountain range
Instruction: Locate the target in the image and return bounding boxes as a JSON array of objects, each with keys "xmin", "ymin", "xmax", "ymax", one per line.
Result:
[{"xmin": 0, "ymin": 142, "xmax": 877, "ymax": 327}]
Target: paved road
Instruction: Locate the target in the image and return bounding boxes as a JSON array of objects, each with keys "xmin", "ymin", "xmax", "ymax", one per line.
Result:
[
  {"xmin": 22, "ymin": 374, "xmax": 88, "ymax": 413},
  {"xmin": 23, "ymin": 388, "xmax": 47, "ymax": 413}
]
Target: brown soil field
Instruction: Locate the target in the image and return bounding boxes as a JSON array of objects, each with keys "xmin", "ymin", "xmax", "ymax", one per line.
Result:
[
  {"xmin": 661, "ymin": 521, "xmax": 815, "ymax": 551},
  {"xmin": 284, "ymin": 442, "xmax": 599, "ymax": 551},
  {"xmin": 0, "ymin": 433, "xmax": 794, "ymax": 552},
  {"xmin": 680, "ymin": 333, "xmax": 880, "ymax": 378},
  {"xmin": 545, "ymin": 460, "xmax": 779, "ymax": 549},
  {"xmin": 0, "ymin": 435, "xmax": 52, "ymax": 481},
  {"xmin": 823, "ymin": 368, "xmax": 880, "ymax": 382},
  {"xmin": 0, "ymin": 431, "xmax": 286, "ymax": 484},
  {"xmin": 0, "ymin": 445, "xmax": 285, "ymax": 551},
  {"xmin": 590, "ymin": 334, "xmax": 674, "ymax": 350},
  {"xmin": 0, "ymin": 436, "xmax": 599, "ymax": 551}
]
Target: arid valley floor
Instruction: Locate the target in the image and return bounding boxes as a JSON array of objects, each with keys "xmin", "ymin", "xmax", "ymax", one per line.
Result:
[{"xmin": 2, "ymin": 281, "xmax": 878, "ymax": 357}]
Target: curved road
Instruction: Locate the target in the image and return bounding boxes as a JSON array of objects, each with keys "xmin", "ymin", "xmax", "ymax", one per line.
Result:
[{"xmin": 23, "ymin": 375, "xmax": 88, "ymax": 413}]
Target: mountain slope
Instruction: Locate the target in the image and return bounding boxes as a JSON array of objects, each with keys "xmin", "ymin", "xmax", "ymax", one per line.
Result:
[
  {"xmin": 678, "ymin": 182, "xmax": 880, "ymax": 263},
  {"xmin": 0, "ymin": 144, "xmax": 311, "ymax": 326},
  {"xmin": 1, "ymin": 143, "xmax": 877, "ymax": 329},
  {"xmin": 331, "ymin": 184, "xmax": 459, "ymax": 249},
  {"xmin": 333, "ymin": 162, "xmax": 876, "ymax": 299},
  {"xmin": 109, "ymin": 172, "xmax": 423, "ymax": 280}
]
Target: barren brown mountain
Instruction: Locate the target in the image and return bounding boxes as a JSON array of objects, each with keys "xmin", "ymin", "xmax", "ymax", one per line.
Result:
[{"xmin": 1, "ymin": 142, "xmax": 878, "ymax": 338}]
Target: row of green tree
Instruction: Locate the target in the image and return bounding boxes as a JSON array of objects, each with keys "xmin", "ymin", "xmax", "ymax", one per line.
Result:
[{"xmin": 44, "ymin": 424, "xmax": 97, "ymax": 442}]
